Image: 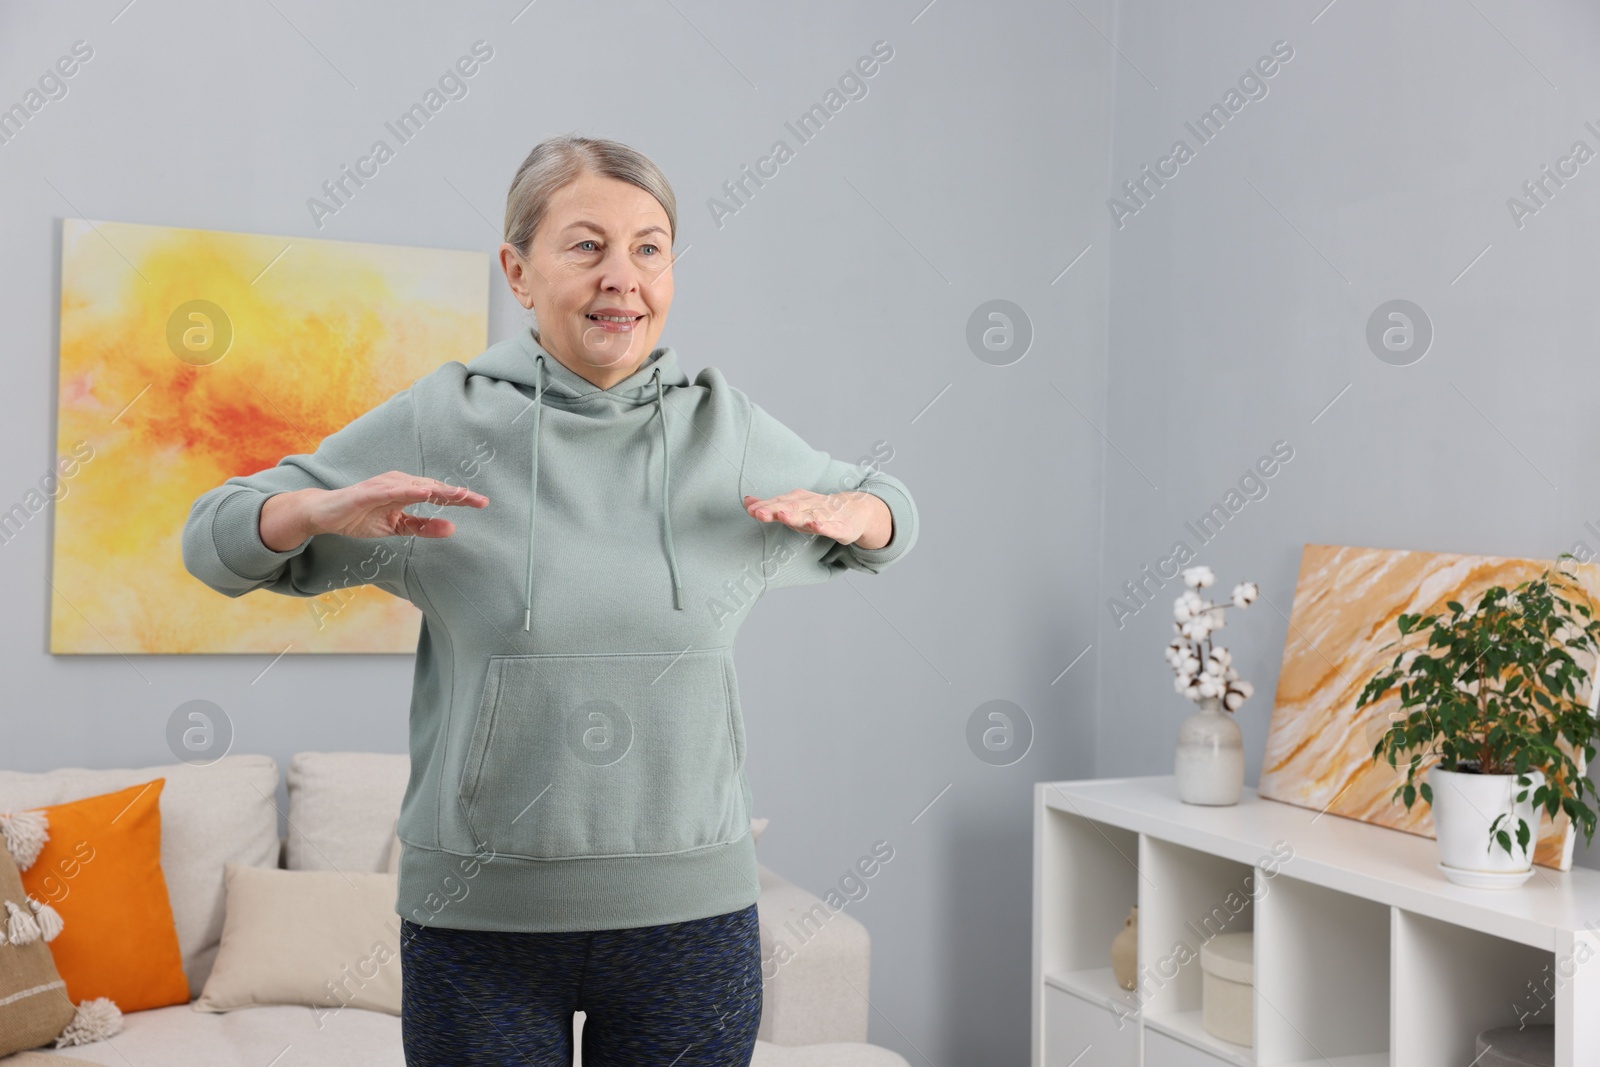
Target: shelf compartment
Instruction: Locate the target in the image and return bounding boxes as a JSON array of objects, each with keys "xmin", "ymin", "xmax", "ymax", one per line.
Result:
[
  {"xmin": 1136, "ymin": 836, "xmax": 1258, "ymax": 1023},
  {"xmin": 1391, "ymin": 907, "xmax": 1553, "ymax": 1067},
  {"xmin": 1253, "ymin": 874, "xmax": 1389, "ymax": 1064},
  {"xmin": 1037, "ymin": 803, "xmax": 1142, "ymax": 979},
  {"xmin": 1043, "ymin": 984, "xmax": 1140, "ymax": 1067},
  {"xmin": 1144, "ymin": 1033, "xmax": 1389, "ymax": 1067},
  {"xmin": 1144, "ymin": 1011, "xmax": 1252, "ymax": 1066}
]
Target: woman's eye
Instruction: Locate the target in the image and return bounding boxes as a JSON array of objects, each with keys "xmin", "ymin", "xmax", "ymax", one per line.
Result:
[
  {"xmin": 639, "ymin": 244, "xmax": 659, "ymax": 256},
  {"xmin": 577, "ymin": 240, "xmax": 599, "ymax": 252}
]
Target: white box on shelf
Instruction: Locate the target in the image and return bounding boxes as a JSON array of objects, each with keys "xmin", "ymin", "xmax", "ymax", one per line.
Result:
[{"xmin": 1199, "ymin": 932, "xmax": 1252, "ymax": 1046}]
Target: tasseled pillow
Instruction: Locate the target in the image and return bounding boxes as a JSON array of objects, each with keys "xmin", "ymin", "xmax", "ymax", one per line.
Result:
[{"xmin": 0, "ymin": 807, "xmax": 122, "ymax": 1055}]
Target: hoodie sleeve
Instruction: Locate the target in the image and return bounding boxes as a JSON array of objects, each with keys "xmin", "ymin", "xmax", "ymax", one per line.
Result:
[
  {"xmin": 181, "ymin": 386, "xmax": 422, "ymax": 602},
  {"xmin": 739, "ymin": 397, "xmax": 919, "ymax": 593}
]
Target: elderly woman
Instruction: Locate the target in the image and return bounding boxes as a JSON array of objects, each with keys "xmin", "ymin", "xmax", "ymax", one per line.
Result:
[{"xmin": 182, "ymin": 134, "xmax": 919, "ymax": 1067}]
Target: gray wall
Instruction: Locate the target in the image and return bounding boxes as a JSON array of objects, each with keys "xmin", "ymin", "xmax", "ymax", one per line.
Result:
[
  {"xmin": 1, "ymin": 2, "xmax": 1111, "ymax": 1063},
  {"xmin": 1094, "ymin": 0, "xmax": 1600, "ymax": 869}
]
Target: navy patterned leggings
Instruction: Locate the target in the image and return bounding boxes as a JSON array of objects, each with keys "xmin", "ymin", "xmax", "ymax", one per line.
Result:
[{"xmin": 399, "ymin": 903, "xmax": 762, "ymax": 1066}]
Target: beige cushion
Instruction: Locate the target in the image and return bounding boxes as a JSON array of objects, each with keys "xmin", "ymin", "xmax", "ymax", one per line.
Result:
[
  {"xmin": 286, "ymin": 753, "xmax": 408, "ymax": 873},
  {"xmin": 755, "ymin": 861, "xmax": 871, "ymax": 1045},
  {"xmin": 0, "ymin": 755, "xmax": 279, "ymax": 998},
  {"xmin": 194, "ymin": 864, "xmax": 402, "ymax": 1017}
]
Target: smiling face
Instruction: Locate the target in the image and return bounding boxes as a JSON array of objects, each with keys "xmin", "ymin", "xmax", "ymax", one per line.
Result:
[{"xmin": 499, "ymin": 172, "xmax": 675, "ymax": 390}]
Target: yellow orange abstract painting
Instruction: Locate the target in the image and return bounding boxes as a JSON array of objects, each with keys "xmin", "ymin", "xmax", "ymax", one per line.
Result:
[
  {"xmin": 1259, "ymin": 544, "xmax": 1600, "ymax": 870},
  {"xmin": 50, "ymin": 218, "xmax": 488, "ymax": 653}
]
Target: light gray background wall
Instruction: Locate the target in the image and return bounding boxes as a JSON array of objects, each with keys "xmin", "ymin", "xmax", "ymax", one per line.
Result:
[
  {"xmin": 1093, "ymin": 0, "xmax": 1600, "ymax": 871},
  {"xmin": 2, "ymin": 2, "xmax": 1110, "ymax": 1064}
]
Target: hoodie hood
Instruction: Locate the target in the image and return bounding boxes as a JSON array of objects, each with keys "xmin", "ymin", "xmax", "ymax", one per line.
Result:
[
  {"xmin": 465, "ymin": 328, "xmax": 691, "ymax": 627},
  {"xmin": 464, "ymin": 327, "xmax": 690, "ymax": 404}
]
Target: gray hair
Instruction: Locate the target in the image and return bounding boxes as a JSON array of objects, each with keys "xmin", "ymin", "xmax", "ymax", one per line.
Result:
[{"xmin": 503, "ymin": 133, "xmax": 678, "ymax": 258}]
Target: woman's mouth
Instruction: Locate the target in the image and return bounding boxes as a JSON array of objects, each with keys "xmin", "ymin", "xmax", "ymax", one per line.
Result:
[{"xmin": 586, "ymin": 313, "xmax": 643, "ymax": 333}]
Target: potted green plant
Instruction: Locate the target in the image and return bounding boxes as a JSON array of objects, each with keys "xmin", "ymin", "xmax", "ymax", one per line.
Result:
[{"xmin": 1357, "ymin": 559, "xmax": 1600, "ymax": 888}]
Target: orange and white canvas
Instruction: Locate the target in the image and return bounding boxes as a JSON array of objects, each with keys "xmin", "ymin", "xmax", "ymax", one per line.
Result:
[
  {"xmin": 1259, "ymin": 543, "xmax": 1600, "ymax": 870},
  {"xmin": 49, "ymin": 217, "xmax": 488, "ymax": 654}
]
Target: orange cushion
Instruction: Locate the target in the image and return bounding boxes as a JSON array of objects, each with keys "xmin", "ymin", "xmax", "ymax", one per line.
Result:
[{"xmin": 18, "ymin": 778, "xmax": 189, "ymax": 1011}]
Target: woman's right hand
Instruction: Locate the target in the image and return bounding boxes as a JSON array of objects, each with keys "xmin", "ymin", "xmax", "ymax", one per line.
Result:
[{"xmin": 260, "ymin": 473, "xmax": 489, "ymax": 551}]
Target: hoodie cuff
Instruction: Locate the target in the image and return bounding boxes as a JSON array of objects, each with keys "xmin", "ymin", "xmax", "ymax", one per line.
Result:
[
  {"xmin": 212, "ymin": 490, "xmax": 310, "ymax": 580},
  {"xmin": 846, "ymin": 481, "xmax": 915, "ymax": 570}
]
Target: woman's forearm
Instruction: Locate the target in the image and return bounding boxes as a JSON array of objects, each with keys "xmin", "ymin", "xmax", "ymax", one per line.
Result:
[
  {"xmin": 846, "ymin": 492, "xmax": 893, "ymax": 551},
  {"xmin": 260, "ymin": 489, "xmax": 317, "ymax": 552}
]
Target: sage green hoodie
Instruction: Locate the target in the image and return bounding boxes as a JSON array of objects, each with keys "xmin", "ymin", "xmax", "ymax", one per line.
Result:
[{"xmin": 181, "ymin": 327, "xmax": 918, "ymax": 932}]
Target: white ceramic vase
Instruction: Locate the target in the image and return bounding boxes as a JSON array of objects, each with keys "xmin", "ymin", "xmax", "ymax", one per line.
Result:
[
  {"xmin": 1427, "ymin": 765, "xmax": 1545, "ymax": 886},
  {"xmin": 1175, "ymin": 697, "xmax": 1244, "ymax": 806}
]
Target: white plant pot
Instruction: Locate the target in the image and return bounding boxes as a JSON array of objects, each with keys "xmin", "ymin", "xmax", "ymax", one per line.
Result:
[{"xmin": 1426, "ymin": 765, "xmax": 1545, "ymax": 886}]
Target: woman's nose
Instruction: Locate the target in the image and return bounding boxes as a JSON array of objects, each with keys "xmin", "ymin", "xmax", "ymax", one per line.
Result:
[{"xmin": 598, "ymin": 247, "xmax": 641, "ymax": 292}]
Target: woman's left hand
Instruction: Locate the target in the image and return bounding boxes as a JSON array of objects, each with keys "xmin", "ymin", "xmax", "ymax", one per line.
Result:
[{"xmin": 743, "ymin": 490, "xmax": 892, "ymax": 550}]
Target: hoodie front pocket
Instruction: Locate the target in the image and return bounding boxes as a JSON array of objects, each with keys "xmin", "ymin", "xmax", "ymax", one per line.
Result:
[{"xmin": 456, "ymin": 648, "xmax": 747, "ymax": 860}]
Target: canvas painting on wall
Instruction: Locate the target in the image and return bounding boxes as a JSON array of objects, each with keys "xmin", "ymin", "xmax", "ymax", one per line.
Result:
[
  {"xmin": 1258, "ymin": 543, "xmax": 1600, "ymax": 871},
  {"xmin": 49, "ymin": 217, "xmax": 488, "ymax": 654}
]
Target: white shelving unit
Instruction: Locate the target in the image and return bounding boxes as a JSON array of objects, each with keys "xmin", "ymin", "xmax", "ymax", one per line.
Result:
[{"xmin": 1033, "ymin": 776, "xmax": 1600, "ymax": 1067}]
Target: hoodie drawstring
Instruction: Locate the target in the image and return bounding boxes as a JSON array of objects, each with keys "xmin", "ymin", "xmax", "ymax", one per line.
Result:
[
  {"xmin": 522, "ymin": 352, "xmax": 683, "ymax": 632},
  {"xmin": 655, "ymin": 366, "xmax": 684, "ymax": 610},
  {"xmin": 524, "ymin": 354, "xmax": 545, "ymax": 631}
]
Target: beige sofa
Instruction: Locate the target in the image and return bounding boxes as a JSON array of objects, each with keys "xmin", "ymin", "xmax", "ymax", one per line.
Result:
[{"xmin": 0, "ymin": 753, "xmax": 907, "ymax": 1067}]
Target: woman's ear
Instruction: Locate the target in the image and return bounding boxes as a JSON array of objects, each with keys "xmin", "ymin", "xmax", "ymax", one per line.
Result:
[{"xmin": 499, "ymin": 243, "xmax": 538, "ymax": 310}]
